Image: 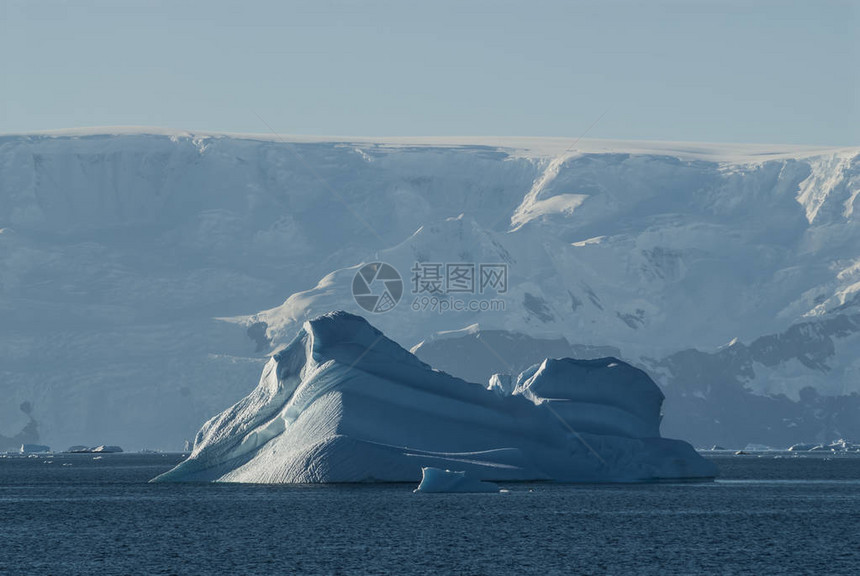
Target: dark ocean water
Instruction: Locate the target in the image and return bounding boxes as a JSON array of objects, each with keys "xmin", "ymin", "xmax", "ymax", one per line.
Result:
[{"xmin": 1, "ymin": 453, "xmax": 859, "ymax": 576}]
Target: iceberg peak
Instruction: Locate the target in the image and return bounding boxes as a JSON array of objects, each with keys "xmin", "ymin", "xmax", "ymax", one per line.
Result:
[{"xmin": 297, "ymin": 311, "xmax": 428, "ymax": 372}]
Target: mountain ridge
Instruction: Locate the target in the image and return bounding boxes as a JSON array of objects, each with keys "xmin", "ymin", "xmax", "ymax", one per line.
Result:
[{"xmin": 1, "ymin": 131, "xmax": 856, "ymax": 450}]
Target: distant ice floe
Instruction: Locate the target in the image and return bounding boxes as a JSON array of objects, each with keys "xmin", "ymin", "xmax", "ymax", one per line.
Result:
[
  {"xmin": 19, "ymin": 444, "xmax": 50, "ymax": 454},
  {"xmin": 788, "ymin": 439, "xmax": 860, "ymax": 452},
  {"xmin": 65, "ymin": 445, "xmax": 124, "ymax": 454}
]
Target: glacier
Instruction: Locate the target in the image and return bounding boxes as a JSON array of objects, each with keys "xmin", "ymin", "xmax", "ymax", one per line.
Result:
[
  {"xmin": 0, "ymin": 128, "xmax": 857, "ymax": 450},
  {"xmin": 153, "ymin": 312, "xmax": 716, "ymax": 484}
]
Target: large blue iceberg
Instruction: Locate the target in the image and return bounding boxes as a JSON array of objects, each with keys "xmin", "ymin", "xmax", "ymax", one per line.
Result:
[{"xmin": 154, "ymin": 312, "xmax": 715, "ymax": 483}]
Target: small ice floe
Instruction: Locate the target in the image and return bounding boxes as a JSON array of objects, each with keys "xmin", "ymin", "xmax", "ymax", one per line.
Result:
[
  {"xmin": 20, "ymin": 444, "xmax": 51, "ymax": 454},
  {"xmin": 787, "ymin": 439, "xmax": 859, "ymax": 453},
  {"xmin": 62, "ymin": 463, "xmax": 72, "ymax": 467},
  {"xmin": 66, "ymin": 445, "xmax": 123, "ymax": 454},
  {"xmin": 413, "ymin": 467, "xmax": 500, "ymax": 493},
  {"xmin": 93, "ymin": 456, "xmax": 103, "ymax": 460},
  {"xmin": 826, "ymin": 439, "xmax": 860, "ymax": 452}
]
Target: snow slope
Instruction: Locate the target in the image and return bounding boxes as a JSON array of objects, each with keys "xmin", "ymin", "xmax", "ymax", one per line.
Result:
[
  {"xmin": 0, "ymin": 129, "xmax": 857, "ymax": 450},
  {"xmin": 252, "ymin": 150, "xmax": 860, "ymax": 362},
  {"xmin": 154, "ymin": 312, "xmax": 714, "ymax": 483}
]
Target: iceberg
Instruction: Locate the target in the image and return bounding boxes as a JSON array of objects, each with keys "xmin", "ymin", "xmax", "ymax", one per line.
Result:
[
  {"xmin": 20, "ymin": 444, "xmax": 50, "ymax": 454},
  {"xmin": 414, "ymin": 467, "xmax": 499, "ymax": 493},
  {"xmin": 91, "ymin": 445, "xmax": 123, "ymax": 453},
  {"xmin": 66, "ymin": 445, "xmax": 124, "ymax": 454},
  {"xmin": 154, "ymin": 312, "xmax": 716, "ymax": 484},
  {"xmin": 743, "ymin": 443, "xmax": 774, "ymax": 452}
]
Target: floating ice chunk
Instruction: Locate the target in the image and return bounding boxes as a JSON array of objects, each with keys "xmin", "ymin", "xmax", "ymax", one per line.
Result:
[
  {"xmin": 413, "ymin": 467, "xmax": 500, "ymax": 493},
  {"xmin": 827, "ymin": 439, "xmax": 859, "ymax": 451},
  {"xmin": 20, "ymin": 444, "xmax": 50, "ymax": 454},
  {"xmin": 91, "ymin": 445, "xmax": 123, "ymax": 453},
  {"xmin": 743, "ymin": 443, "xmax": 773, "ymax": 452},
  {"xmin": 66, "ymin": 445, "xmax": 123, "ymax": 453}
]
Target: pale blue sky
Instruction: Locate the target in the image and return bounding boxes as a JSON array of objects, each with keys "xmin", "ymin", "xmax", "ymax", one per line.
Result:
[{"xmin": 1, "ymin": 0, "xmax": 856, "ymax": 145}]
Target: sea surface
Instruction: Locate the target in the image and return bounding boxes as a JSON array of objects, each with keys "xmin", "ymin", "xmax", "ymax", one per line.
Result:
[{"xmin": 1, "ymin": 452, "xmax": 859, "ymax": 575}]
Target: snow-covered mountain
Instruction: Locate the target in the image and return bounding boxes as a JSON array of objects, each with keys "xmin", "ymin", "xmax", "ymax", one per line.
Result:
[{"xmin": 0, "ymin": 128, "xmax": 857, "ymax": 450}]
